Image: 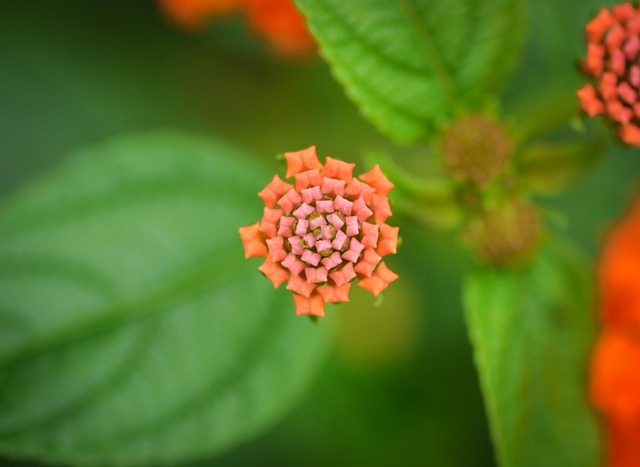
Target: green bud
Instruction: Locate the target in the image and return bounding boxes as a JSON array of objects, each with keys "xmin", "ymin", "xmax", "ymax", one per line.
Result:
[
  {"xmin": 441, "ymin": 114, "xmax": 513, "ymax": 186},
  {"xmin": 465, "ymin": 198, "xmax": 542, "ymax": 266}
]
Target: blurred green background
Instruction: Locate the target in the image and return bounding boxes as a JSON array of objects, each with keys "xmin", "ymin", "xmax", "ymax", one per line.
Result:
[{"xmin": 1, "ymin": 0, "xmax": 640, "ymax": 465}]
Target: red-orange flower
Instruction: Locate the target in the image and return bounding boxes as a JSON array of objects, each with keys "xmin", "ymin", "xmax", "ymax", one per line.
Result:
[
  {"xmin": 239, "ymin": 146, "xmax": 399, "ymax": 318},
  {"xmin": 591, "ymin": 195, "xmax": 640, "ymax": 466},
  {"xmin": 578, "ymin": 3, "xmax": 640, "ymax": 146},
  {"xmin": 159, "ymin": 0, "xmax": 315, "ymax": 59}
]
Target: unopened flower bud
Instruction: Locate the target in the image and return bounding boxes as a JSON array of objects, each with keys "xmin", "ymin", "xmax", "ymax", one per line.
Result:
[
  {"xmin": 465, "ymin": 198, "xmax": 541, "ymax": 265},
  {"xmin": 441, "ymin": 114, "xmax": 513, "ymax": 186}
]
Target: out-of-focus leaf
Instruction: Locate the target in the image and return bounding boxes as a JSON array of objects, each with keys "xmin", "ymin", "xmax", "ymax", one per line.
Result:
[
  {"xmin": 517, "ymin": 139, "xmax": 605, "ymax": 195},
  {"xmin": 0, "ymin": 133, "xmax": 330, "ymax": 466},
  {"xmin": 295, "ymin": 0, "xmax": 526, "ymax": 143},
  {"xmin": 463, "ymin": 242, "xmax": 601, "ymax": 467}
]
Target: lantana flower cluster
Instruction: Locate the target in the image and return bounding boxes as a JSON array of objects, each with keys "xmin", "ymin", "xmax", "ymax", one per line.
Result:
[
  {"xmin": 591, "ymin": 196, "xmax": 640, "ymax": 466},
  {"xmin": 239, "ymin": 147, "xmax": 399, "ymax": 318},
  {"xmin": 578, "ymin": 2, "xmax": 640, "ymax": 146},
  {"xmin": 159, "ymin": 0, "xmax": 315, "ymax": 58}
]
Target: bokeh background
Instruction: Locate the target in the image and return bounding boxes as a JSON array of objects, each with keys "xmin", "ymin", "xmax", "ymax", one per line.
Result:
[{"xmin": 2, "ymin": 0, "xmax": 640, "ymax": 465}]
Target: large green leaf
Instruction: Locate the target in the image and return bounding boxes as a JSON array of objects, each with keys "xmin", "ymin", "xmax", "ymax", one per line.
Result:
[
  {"xmin": 296, "ymin": 0, "xmax": 526, "ymax": 143},
  {"xmin": 0, "ymin": 133, "xmax": 330, "ymax": 465},
  {"xmin": 463, "ymin": 243, "xmax": 601, "ymax": 466}
]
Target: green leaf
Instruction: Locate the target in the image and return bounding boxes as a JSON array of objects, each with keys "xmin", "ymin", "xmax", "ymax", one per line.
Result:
[
  {"xmin": 0, "ymin": 133, "xmax": 330, "ymax": 465},
  {"xmin": 296, "ymin": 0, "xmax": 526, "ymax": 143},
  {"xmin": 463, "ymin": 242, "xmax": 601, "ymax": 467}
]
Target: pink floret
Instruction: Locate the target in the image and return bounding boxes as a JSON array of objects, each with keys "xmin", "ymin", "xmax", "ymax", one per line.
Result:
[
  {"xmin": 310, "ymin": 216, "xmax": 327, "ymax": 230},
  {"xmin": 321, "ymin": 225, "xmax": 334, "ymax": 240},
  {"xmin": 301, "ymin": 249, "xmax": 321, "ymax": 266},
  {"xmin": 342, "ymin": 238, "xmax": 364, "ymax": 263},
  {"xmin": 295, "ymin": 219, "xmax": 309, "ymax": 236},
  {"xmin": 293, "ymin": 202, "xmax": 315, "ymax": 220},
  {"xmin": 321, "ymin": 251, "xmax": 342, "ymax": 270},
  {"xmin": 625, "ymin": 35, "xmax": 640, "ymax": 60},
  {"xmin": 266, "ymin": 236, "xmax": 287, "ymax": 262},
  {"xmin": 282, "ymin": 253, "xmax": 305, "ymax": 275},
  {"xmin": 334, "ymin": 195, "xmax": 353, "ymax": 216},
  {"xmin": 301, "ymin": 186, "xmax": 322, "ymax": 204},
  {"xmin": 303, "ymin": 233, "xmax": 316, "ymax": 248},
  {"xmin": 353, "ymin": 197, "xmax": 373, "ymax": 222},
  {"xmin": 288, "ymin": 236, "xmax": 303, "ymax": 255},
  {"xmin": 631, "ymin": 66, "xmax": 640, "ymax": 88},
  {"xmin": 361, "ymin": 222, "xmax": 379, "ymax": 248},
  {"xmin": 315, "ymin": 240, "xmax": 332, "ymax": 253},
  {"xmin": 316, "ymin": 200, "xmax": 335, "ymax": 213},
  {"xmin": 278, "ymin": 189, "xmax": 302, "ymax": 214},
  {"xmin": 345, "ymin": 216, "xmax": 359, "ymax": 237},
  {"xmin": 305, "ymin": 266, "xmax": 328, "ymax": 284},
  {"xmin": 277, "ymin": 216, "xmax": 295, "ymax": 237},
  {"xmin": 332, "ymin": 230, "xmax": 348, "ymax": 250},
  {"xmin": 327, "ymin": 213, "xmax": 344, "ymax": 229},
  {"xmin": 322, "ymin": 177, "xmax": 345, "ymax": 196},
  {"xmin": 329, "ymin": 263, "xmax": 356, "ymax": 287}
]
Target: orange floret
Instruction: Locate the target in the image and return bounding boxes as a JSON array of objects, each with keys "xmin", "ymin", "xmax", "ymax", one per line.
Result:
[
  {"xmin": 359, "ymin": 164, "xmax": 395, "ymax": 196},
  {"xmin": 345, "ymin": 178, "xmax": 376, "ymax": 204},
  {"xmin": 258, "ymin": 256, "xmax": 290, "ymax": 288},
  {"xmin": 584, "ymin": 44, "xmax": 606, "ymax": 77},
  {"xmin": 321, "ymin": 156, "xmax": 355, "ymax": 183},
  {"xmin": 353, "ymin": 248, "xmax": 382, "ymax": 277},
  {"xmin": 317, "ymin": 283, "xmax": 351, "ymax": 303},
  {"xmin": 585, "ymin": 8, "xmax": 616, "ymax": 42},
  {"xmin": 620, "ymin": 124, "xmax": 640, "ymax": 147},
  {"xmin": 259, "ymin": 207, "xmax": 283, "ymax": 238},
  {"xmin": 258, "ymin": 174, "xmax": 293, "ymax": 208},
  {"xmin": 293, "ymin": 293, "xmax": 325, "ymax": 317},
  {"xmin": 239, "ymin": 223, "xmax": 267, "ymax": 258},
  {"xmin": 284, "ymin": 146, "xmax": 323, "ymax": 178},
  {"xmin": 357, "ymin": 262, "xmax": 399, "ymax": 297},
  {"xmin": 371, "ymin": 195, "xmax": 393, "ymax": 225},
  {"xmin": 613, "ymin": 2, "xmax": 636, "ymax": 21},
  {"xmin": 294, "ymin": 169, "xmax": 323, "ymax": 191},
  {"xmin": 286, "ymin": 274, "xmax": 316, "ymax": 298},
  {"xmin": 577, "ymin": 84, "xmax": 605, "ymax": 116},
  {"xmin": 377, "ymin": 224, "xmax": 399, "ymax": 256}
]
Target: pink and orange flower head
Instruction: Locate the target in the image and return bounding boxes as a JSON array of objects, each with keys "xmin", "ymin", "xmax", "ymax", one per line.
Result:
[
  {"xmin": 578, "ymin": 2, "xmax": 640, "ymax": 146},
  {"xmin": 239, "ymin": 146, "xmax": 399, "ymax": 318}
]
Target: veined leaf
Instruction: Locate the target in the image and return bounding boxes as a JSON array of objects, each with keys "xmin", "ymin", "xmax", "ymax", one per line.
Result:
[
  {"xmin": 296, "ymin": 0, "xmax": 526, "ymax": 143},
  {"xmin": 463, "ymin": 243, "xmax": 601, "ymax": 466},
  {"xmin": 0, "ymin": 133, "xmax": 330, "ymax": 465}
]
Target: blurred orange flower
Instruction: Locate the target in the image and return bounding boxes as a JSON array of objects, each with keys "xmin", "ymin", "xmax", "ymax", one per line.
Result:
[
  {"xmin": 592, "ymin": 195, "xmax": 640, "ymax": 466},
  {"xmin": 159, "ymin": 0, "xmax": 315, "ymax": 58},
  {"xmin": 239, "ymin": 146, "xmax": 399, "ymax": 318}
]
